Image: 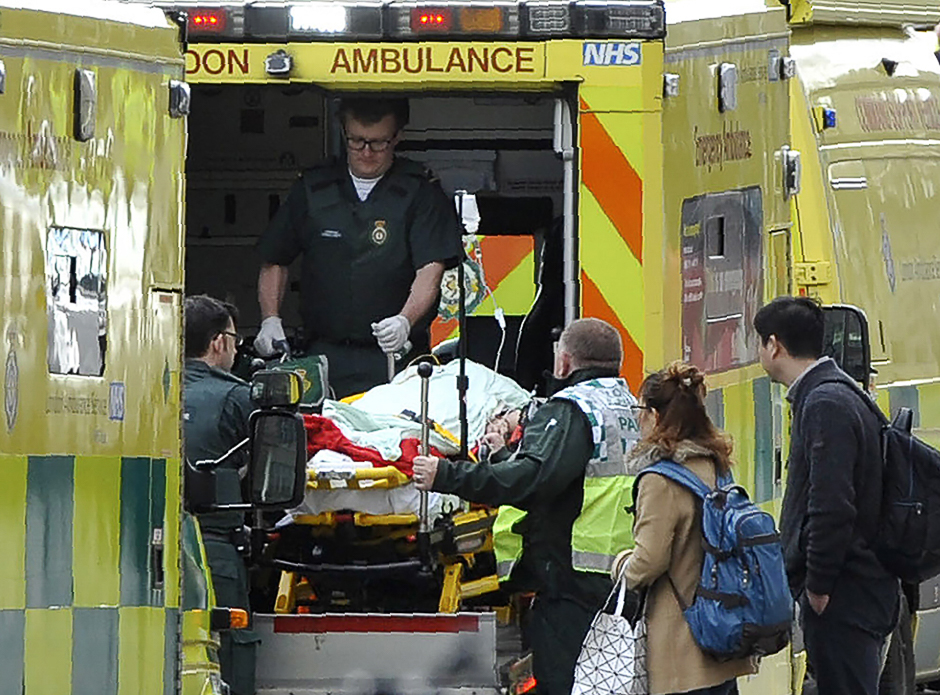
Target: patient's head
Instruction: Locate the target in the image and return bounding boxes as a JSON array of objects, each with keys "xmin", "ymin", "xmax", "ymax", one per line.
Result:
[
  {"xmin": 485, "ymin": 408, "xmax": 522, "ymax": 442},
  {"xmin": 554, "ymin": 318, "xmax": 623, "ymax": 378}
]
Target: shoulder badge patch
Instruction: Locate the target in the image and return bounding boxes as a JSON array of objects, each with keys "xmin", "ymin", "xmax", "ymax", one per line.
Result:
[{"xmin": 371, "ymin": 220, "xmax": 388, "ymax": 246}]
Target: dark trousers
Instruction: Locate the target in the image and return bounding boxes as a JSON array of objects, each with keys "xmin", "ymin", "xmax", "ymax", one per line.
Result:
[
  {"xmin": 528, "ymin": 595, "xmax": 596, "ymax": 695},
  {"xmin": 205, "ymin": 538, "xmax": 260, "ymax": 695},
  {"xmin": 802, "ymin": 603, "xmax": 885, "ymax": 695}
]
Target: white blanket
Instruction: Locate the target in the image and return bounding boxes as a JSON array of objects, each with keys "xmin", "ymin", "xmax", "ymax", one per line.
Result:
[{"xmin": 294, "ymin": 360, "xmax": 531, "ymax": 518}]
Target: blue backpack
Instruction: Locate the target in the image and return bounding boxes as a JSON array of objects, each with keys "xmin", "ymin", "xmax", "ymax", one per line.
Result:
[{"xmin": 634, "ymin": 462, "xmax": 793, "ymax": 661}]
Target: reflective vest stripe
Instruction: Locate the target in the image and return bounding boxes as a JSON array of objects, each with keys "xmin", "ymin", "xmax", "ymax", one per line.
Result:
[{"xmin": 570, "ymin": 549, "xmax": 619, "ymax": 573}]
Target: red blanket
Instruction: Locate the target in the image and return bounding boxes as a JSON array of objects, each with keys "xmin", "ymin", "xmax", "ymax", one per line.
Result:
[{"xmin": 303, "ymin": 414, "xmax": 447, "ymax": 477}]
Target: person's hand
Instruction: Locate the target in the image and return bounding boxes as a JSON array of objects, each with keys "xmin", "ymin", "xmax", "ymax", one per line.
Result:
[
  {"xmin": 807, "ymin": 590, "xmax": 830, "ymax": 615},
  {"xmin": 372, "ymin": 315, "xmax": 411, "ymax": 354},
  {"xmin": 481, "ymin": 432, "xmax": 507, "ymax": 457},
  {"xmin": 412, "ymin": 455, "xmax": 439, "ymax": 491},
  {"xmin": 254, "ymin": 316, "xmax": 287, "ymax": 357},
  {"xmin": 611, "ymin": 548, "xmax": 633, "ymax": 582}
]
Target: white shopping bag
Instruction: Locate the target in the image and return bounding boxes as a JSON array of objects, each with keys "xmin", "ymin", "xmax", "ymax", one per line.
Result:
[{"xmin": 571, "ymin": 578, "xmax": 648, "ymax": 695}]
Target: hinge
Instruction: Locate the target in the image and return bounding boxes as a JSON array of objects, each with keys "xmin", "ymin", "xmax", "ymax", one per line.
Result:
[{"xmin": 794, "ymin": 261, "xmax": 831, "ymax": 286}]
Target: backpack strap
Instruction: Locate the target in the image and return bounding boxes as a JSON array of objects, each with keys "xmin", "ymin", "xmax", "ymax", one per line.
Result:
[{"xmin": 815, "ymin": 377, "xmax": 889, "ymax": 426}]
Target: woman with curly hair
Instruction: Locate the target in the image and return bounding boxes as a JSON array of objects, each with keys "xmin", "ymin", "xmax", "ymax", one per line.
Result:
[{"xmin": 612, "ymin": 362, "xmax": 759, "ymax": 694}]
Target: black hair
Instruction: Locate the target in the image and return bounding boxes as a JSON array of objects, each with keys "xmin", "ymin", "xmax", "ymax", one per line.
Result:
[
  {"xmin": 338, "ymin": 96, "xmax": 410, "ymax": 131},
  {"xmin": 753, "ymin": 295, "xmax": 824, "ymax": 359},
  {"xmin": 184, "ymin": 295, "xmax": 239, "ymax": 359}
]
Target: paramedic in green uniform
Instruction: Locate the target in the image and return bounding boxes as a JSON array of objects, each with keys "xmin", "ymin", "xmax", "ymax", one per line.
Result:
[
  {"xmin": 413, "ymin": 319, "xmax": 640, "ymax": 695},
  {"xmin": 183, "ymin": 295, "xmax": 259, "ymax": 695},
  {"xmin": 254, "ymin": 97, "xmax": 462, "ymax": 398}
]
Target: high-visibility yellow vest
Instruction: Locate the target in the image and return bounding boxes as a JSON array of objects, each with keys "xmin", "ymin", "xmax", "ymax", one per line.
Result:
[
  {"xmin": 492, "ymin": 378, "xmax": 640, "ymax": 581},
  {"xmin": 493, "ymin": 505, "xmax": 527, "ymax": 582},
  {"xmin": 555, "ymin": 377, "xmax": 640, "ymax": 574}
]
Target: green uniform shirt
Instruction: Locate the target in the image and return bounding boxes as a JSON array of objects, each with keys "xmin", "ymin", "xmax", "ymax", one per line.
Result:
[
  {"xmin": 432, "ymin": 368, "xmax": 617, "ymax": 606},
  {"xmin": 257, "ymin": 157, "xmax": 462, "ymax": 353},
  {"xmin": 183, "ymin": 359, "xmax": 254, "ymax": 531}
]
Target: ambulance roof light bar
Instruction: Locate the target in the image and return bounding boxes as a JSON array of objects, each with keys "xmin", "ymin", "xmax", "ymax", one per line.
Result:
[
  {"xmin": 245, "ymin": 2, "xmax": 384, "ymax": 40},
  {"xmin": 166, "ymin": 0, "xmax": 665, "ymax": 41},
  {"xmin": 386, "ymin": 2, "xmax": 522, "ymax": 39},
  {"xmin": 572, "ymin": 0, "xmax": 665, "ymax": 39}
]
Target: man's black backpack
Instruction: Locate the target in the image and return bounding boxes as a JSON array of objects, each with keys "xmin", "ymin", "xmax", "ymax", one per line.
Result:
[
  {"xmin": 835, "ymin": 378, "xmax": 940, "ymax": 582},
  {"xmin": 876, "ymin": 406, "xmax": 940, "ymax": 582}
]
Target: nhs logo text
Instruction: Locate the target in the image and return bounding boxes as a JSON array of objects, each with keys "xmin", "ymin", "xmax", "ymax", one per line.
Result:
[{"xmin": 582, "ymin": 42, "xmax": 641, "ymax": 67}]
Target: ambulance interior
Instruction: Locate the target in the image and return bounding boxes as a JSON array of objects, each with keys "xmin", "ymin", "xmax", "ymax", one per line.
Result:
[
  {"xmin": 185, "ymin": 85, "xmax": 568, "ymax": 392},
  {"xmin": 185, "ymin": 85, "xmax": 569, "ymax": 612}
]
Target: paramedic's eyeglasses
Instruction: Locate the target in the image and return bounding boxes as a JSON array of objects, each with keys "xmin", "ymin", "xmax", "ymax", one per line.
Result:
[
  {"xmin": 345, "ymin": 134, "xmax": 397, "ymax": 152},
  {"xmin": 220, "ymin": 331, "xmax": 243, "ymax": 347}
]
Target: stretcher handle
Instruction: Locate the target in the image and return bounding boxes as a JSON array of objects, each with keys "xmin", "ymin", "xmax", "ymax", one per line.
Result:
[{"xmin": 418, "ymin": 362, "xmax": 433, "ymax": 539}]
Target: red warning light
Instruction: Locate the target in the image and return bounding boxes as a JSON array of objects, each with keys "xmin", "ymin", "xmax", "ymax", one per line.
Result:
[
  {"xmin": 411, "ymin": 7, "xmax": 452, "ymax": 32},
  {"xmin": 188, "ymin": 9, "xmax": 227, "ymax": 33}
]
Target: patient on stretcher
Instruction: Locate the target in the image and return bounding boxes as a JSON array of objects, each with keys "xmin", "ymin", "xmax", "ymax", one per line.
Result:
[{"xmin": 289, "ymin": 360, "xmax": 533, "ymax": 520}]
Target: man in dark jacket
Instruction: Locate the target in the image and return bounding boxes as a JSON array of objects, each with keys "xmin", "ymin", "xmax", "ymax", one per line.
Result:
[
  {"xmin": 754, "ymin": 296, "xmax": 898, "ymax": 695},
  {"xmin": 412, "ymin": 318, "xmax": 639, "ymax": 695},
  {"xmin": 184, "ymin": 295, "xmax": 259, "ymax": 695}
]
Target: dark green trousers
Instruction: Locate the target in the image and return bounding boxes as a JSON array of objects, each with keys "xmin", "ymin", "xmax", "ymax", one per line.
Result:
[
  {"xmin": 528, "ymin": 595, "xmax": 596, "ymax": 695},
  {"xmin": 205, "ymin": 538, "xmax": 260, "ymax": 695}
]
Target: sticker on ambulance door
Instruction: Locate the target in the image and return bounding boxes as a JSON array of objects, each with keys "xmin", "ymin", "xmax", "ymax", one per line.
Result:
[{"xmin": 582, "ymin": 42, "xmax": 641, "ymax": 66}]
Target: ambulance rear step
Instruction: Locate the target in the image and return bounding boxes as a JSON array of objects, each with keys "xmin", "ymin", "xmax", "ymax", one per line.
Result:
[{"xmin": 255, "ymin": 612, "xmax": 501, "ymax": 695}]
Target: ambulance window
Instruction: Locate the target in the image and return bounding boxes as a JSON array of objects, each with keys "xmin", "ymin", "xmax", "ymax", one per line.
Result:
[
  {"xmin": 680, "ymin": 187, "xmax": 763, "ymax": 373},
  {"xmin": 45, "ymin": 227, "xmax": 108, "ymax": 376},
  {"xmin": 706, "ymin": 217, "xmax": 725, "ymax": 257}
]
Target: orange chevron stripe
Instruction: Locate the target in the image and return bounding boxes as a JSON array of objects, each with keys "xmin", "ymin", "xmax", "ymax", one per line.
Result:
[
  {"xmin": 581, "ymin": 271, "xmax": 643, "ymax": 392},
  {"xmin": 478, "ymin": 236, "xmax": 534, "ymax": 289},
  {"xmin": 580, "ymin": 101, "xmax": 643, "ymax": 263}
]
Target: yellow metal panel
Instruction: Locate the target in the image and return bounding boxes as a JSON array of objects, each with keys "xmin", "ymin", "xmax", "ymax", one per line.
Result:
[
  {"xmin": 917, "ymin": 382, "xmax": 940, "ymax": 448},
  {"xmin": 186, "ymin": 42, "xmax": 549, "ymax": 87},
  {"xmin": 788, "ymin": 0, "xmax": 939, "ymax": 26},
  {"xmin": 25, "ymin": 608, "xmax": 72, "ymax": 694},
  {"xmin": 73, "ymin": 456, "xmax": 122, "ymax": 608},
  {"xmin": 118, "ymin": 607, "xmax": 166, "ymax": 695},
  {"xmin": 560, "ymin": 42, "xmax": 664, "ymax": 108},
  {"xmin": 721, "ymin": 381, "xmax": 757, "ymax": 495},
  {"xmin": 0, "ymin": 455, "xmax": 27, "ymax": 610},
  {"xmin": 579, "ymin": 187, "xmax": 645, "ymax": 345},
  {"xmin": 486, "ymin": 250, "xmax": 536, "ymax": 316}
]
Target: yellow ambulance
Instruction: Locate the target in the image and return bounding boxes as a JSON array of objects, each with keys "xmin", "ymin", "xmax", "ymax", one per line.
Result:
[
  {"xmin": 81, "ymin": 0, "xmax": 940, "ymax": 692},
  {"xmin": 0, "ymin": 2, "xmax": 225, "ymax": 693}
]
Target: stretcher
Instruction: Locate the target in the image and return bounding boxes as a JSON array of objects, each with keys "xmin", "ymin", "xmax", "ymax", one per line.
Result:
[{"xmin": 267, "ymin": 360, "xmax": 530, "ymax": 616}]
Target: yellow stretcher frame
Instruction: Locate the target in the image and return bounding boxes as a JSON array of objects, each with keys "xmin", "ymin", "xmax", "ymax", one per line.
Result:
[{"xmin": 277, "ymin": 464, "xmax": 500, "ymax": 614}]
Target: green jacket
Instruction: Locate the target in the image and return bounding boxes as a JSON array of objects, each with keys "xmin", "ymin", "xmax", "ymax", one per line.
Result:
[
  {"xmin": 433, "ymin": 368, "xmax": 616, "ymax": 607},
  {"xmin": 183, "ymin": 359, "xmax": 254, "ymax": 531}
]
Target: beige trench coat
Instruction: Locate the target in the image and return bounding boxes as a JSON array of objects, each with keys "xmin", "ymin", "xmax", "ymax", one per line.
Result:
[{"xmin": 614, "ymin": 442, "xmax": 758, "ymax": 694}]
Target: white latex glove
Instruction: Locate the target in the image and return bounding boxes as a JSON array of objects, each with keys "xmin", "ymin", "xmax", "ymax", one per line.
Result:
[
  {"xmin": 371, "ymin": 314, "xmax": 410, "ymax": 354},
  {"xmin": 253, "ymin": 316, "xmax": 287, "ymax": 357}
]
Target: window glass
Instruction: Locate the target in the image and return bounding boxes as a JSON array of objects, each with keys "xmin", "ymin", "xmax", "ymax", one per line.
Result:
[{"xmin": 46, "ymin": 227, "xmax": 108, "ymax": 375}]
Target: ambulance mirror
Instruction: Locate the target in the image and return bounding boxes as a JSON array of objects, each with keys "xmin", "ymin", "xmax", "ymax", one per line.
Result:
[
  {"xmin": 248, "ymin": 410, "xmax": 306, "ymax": 509},
  {"xmin": 822, "ymin": 304, "xmax": 871, "ymax": 388},
  {"xmin": 251, "ymin": 369, "xmax": 304, "ymax": 408}
]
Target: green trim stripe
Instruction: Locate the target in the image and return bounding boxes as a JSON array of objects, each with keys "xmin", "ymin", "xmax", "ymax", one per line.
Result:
[
  {"xmin": 0, "ymin": 609, "xmax": 25, "ymax": 695},
  {"xmin": 26, "ymin": 456, "xmax": 74, "ymax": 608},
  {"xmin": 753, "ymin": 377, "xmax": 773, "ymax": 504},
  {"xmin": 73, "ymin": 607, "xmax": 119, "ymax": 695},
  {"xmin": 164, "ymin": 608, "xmax": 180, "ymax": 695},
  {"xmin": 121, "ymin": 457, "xmax": 154, "ymax": 607}
]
